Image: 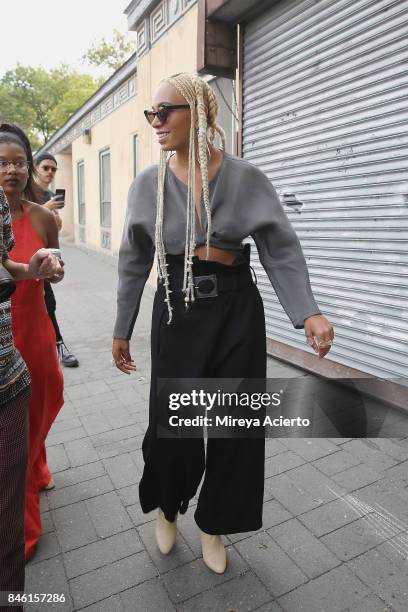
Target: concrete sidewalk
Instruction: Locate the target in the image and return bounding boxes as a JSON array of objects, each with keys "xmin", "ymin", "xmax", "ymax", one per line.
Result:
[{"xmin": 25, "ymin": 243, "xmax": 408, "ymax": 612}]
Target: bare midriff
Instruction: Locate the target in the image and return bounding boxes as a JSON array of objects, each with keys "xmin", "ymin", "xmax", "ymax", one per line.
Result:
[{"xmin": 193, "ymin": 245, "xmax": 237, "ymax": 265}]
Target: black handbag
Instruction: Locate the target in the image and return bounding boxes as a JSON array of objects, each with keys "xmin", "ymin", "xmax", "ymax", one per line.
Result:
[{"xmin": 0, "ymin": 264, "xmax": 16, "ymax": 302}]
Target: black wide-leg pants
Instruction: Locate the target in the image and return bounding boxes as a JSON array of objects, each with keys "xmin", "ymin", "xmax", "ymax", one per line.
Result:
[{"xmin": 139, "ymin": 251, "xmax": 266, "ymax": 535}]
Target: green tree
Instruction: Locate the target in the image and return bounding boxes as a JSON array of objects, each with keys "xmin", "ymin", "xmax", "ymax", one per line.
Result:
[
  {"xmin": 0, "ymin": 65, "xmax": 103, "ymax": 150},
  {"xmin": 83, "ymin": 29, "xmax": 134, "ymax": 72}
]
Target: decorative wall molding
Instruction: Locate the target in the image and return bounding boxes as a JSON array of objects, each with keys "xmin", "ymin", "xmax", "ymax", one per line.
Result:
[
  {"xmin": 46, "ymin": 75, "xmax": 137, "ymax": 155},
  {"xmin": 134, "ymin": 0, "xmax": 197, "ymax": 58},
  {"xmin": 37, "ymin": 54, "xmax": 137, "ymax": 156}
]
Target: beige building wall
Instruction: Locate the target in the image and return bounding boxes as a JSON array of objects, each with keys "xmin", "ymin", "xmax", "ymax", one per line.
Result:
[
  {"xmin": 136, "ymin": 5, "xmax": 198, "ymax": 169},
  {"xmin": 71, "ymin": 98, "xmax": 140, "ymax": 255},
  {"xmin": 54, "ymin": 153, "xmax": 74, "ymax": 240},
  {"xmin": 67, "ymin": 4, "xmax": 198, "ymax": 257}
]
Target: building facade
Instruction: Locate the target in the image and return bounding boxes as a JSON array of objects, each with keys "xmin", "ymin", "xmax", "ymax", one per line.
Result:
[
  {"xmin": 41, "ymin": 0, "xmax": 408, "ymax": 384},
  {"xmin": 41, "ymin": 0, "xmax": 236, "ymax": 255}
]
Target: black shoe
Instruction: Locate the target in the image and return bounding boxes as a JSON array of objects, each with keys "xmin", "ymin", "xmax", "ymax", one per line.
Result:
[{"xmin": 57, "ymin": 341, "xmax": 79, "ymax": 368}]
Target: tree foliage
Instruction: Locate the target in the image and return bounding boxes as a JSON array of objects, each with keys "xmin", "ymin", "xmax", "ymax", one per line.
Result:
[
  {"xmin": 83, "ymin": 29, "xmax": 134, "ymax": 72},
  {"xmin": 0, "ymin": 65, "xmax": 103, "ymax": 150}
]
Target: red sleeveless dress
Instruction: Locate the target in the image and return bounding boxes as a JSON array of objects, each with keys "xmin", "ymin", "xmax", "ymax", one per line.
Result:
[{"xmin": 10, "ymin": 205, "xmax": 64, "ymax": 559}]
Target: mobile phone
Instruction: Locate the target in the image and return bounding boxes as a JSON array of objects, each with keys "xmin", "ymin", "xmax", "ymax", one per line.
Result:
[
  {"xmin": 55, "ymin": 189, "xmax": 65, "ymax": 205},
  {"xmin": 44, "ymin": 248, "xmax": 61, "ymax": 258}
]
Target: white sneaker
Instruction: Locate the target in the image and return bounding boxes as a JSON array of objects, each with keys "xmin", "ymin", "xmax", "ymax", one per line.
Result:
[
  {"xmin": 155, "ymin": 509, "xmax": 177, "ymax": 554},
  {"xmin": 199, "ymin": 529, "xmax": 227, "ymax": 574}
]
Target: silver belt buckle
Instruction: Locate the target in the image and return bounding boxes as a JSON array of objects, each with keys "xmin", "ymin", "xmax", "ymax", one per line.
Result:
[{"xmin": 194, "ymin": 274, "xmax": 218, "ymax": 298}]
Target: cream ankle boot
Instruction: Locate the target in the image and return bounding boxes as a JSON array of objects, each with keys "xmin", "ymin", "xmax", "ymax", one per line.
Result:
[
  {"xmin": 155, "ymin": 509, "xmax": 177, "ymax": 554},
  {"xmin": 199, "ymin": 529, "xmax": 227, "ymax": 574}
]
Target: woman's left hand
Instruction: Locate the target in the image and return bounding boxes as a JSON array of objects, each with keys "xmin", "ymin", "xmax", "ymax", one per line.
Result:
[
  {"xmin": 304, "ymin": 314, "xmax": 334, "ymax": 359},
  {"xmin": 28, "ymin": 249, "xmax": 63, "ymax": 280}
]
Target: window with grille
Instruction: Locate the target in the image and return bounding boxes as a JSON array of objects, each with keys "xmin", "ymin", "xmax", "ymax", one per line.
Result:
[
  {"xmin": 99, "ymin": 149, "xmax": 111, "ymax": 228},
  {"xmin": 77, "ymin": 161, "xmax": 86, "ymax": 225}
]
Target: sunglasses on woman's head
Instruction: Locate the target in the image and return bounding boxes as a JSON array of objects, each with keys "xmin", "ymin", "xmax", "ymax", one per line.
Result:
[{"xmin": 144, "ymin": 104, "xmax": 190, "ymax": 125}]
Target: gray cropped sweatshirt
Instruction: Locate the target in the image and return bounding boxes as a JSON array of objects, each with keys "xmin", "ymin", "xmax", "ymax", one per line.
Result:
[{"xmin": 113, "ymin": 152, "xmax": 321, "ymax": 340}]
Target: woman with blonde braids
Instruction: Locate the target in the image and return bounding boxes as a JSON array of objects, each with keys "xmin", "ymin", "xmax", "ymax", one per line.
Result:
[{"xmin": 112, "ymin": 73, "xmax": 334, "ymax": 573}]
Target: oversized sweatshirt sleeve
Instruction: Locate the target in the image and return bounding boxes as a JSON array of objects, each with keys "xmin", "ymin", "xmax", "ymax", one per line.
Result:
[
  {"xmin": 113, "ymin": 167, "xmax": 157, "ymax": 340},
  {"xmin": 248, "ymin": 166, "xmax": 321, "ymax": 329}
]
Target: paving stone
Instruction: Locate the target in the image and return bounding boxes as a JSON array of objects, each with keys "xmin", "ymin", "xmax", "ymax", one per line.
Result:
[
  {"xmin": 176, "ymin": 508, "xmax": 203, "ymax": 557},
  {"xmin": 63, "ymin": 529, "xmax": 144, "ymax": 579},
  {"xmin": 91, "ymin": 424, "xmax": 143, "ymax": 448},
  {"xmin": 117, "ymin": 484, "xmax": 139, "ymax": 507},
  {"xmin": 41, "ymin": 511, "xmax": 54, "ymax": 535},
  {"xmin": 53, "ymin": 461, "xmax": 106, "ymax": 488},
  {"xmin": 261, "ymin": 498, "xmax": 294, "ymax": 529},
  {"xmin": 137, "ymin": 520, "xmax": 195, "ymax": 572},
  {"xmin": 70, "ymin": 552, "xmax": 157, "ymax": 609},
  {"xmin": 268, "ymin": 518, "xmax": 340, "ymax": 578},
  {"xmin": 264, "ymin": 464, "xmax": 342, "ymax": 516},
  {"xmin": 340, "ymin": 593, "xmax": 391, "ymax": 612},
  {"xmin": 65, "ymin": 437, "xmax": 99, "ymax": 467},
  {"xmin": 298, "ymin": 497, "xmax": 362, "ymax": 537},
  {"xmin": 264, "ymin": 439, "xmax": 287, "ymax": 458},
  {"xmin": 47, "ymin": 425, "xmax": 88, "ymax": 446},
  {"xmin": 384, "ymin": 459, "xmax": 408, "ymax": 487},
  {"xmin": 348, "ymin": 547, "xmax": 408, "ymax": 609},
  {"xmin": 71, "ymin": 390, "xmax": 118, "ymax": 410},
  {"xmin": 340, "ymin": 440, "xmax": 398, "ymax": 470},
  {"xmin": 312, "ymin": 450, "xmax": 361, "ymax": 476},
  {"xmin": 127, "ymin": 502, "xmax": 156, "ymax": 527},
  {"xmin": 77, "ymin": 594, "xmax": 125, "ymax": 612},
  {"xmin": 28, "ymin": 532, "xmax": 61, "ymax": 565},
  {"xmin": 277, "ymin": 565, "xmax": 371, "ymax": 611},
  {"xmin": 75, "ymin": 399, "xmax": 122, "ymax": 418},
  {"xmin": 49, "ymin": 415, "xmax": 82, "ymax": 434},
  {"xmin": 370, "ymin": 438, "xmax": 408, "ymax": 462},
  {"xmin": 120, "ymin": 577, "xmax": 175, "ymax": 612},
  {"xmin": 356, "ymin": 479, "xmax": 408, "ymax": 524},
  {"xmin": 52, "ymin": 501, "xmax": 98, "ymax": 552},
  {"xmin": 265, "ymin": 450, "xmax": 306, "ymax": 477},
  {"xmin": 162, "ymin": 546, "xmax": 247, "ymax": 603},
  {"xmin": 46, "ymin": 443, "xmax": 70, "ymax": 472},
  {"xmin": 321, "ymin": 516, "xmax": 392, "ymax": 561},
  {"xmin": 102, "ymin": 409, "xmax": 140, "ymax": 429},
  {"xmin": 25, "ymin": 555, "xmax": 73, "ymax": 611},
  {"xmin": 331, "ymin": 463, "xmax": 383, "ymax": 492},
  {"xmin": 235, "ymin": 532, "xmax": 307, "ymax": 597},
  {"xmin": 40, "ymin": 493, "xmax": 50, "ymax": 513},
  {"xmin": 252, "ymin": 602, "xmax": 283, "ymax": 612},
  {"xmin": 281, "ymin": 438, "xmax": 339, "ymax": 461},
  {"xmin": 47, "ymin": 475, "xmax": 114, "ymax": 509},
  {"xmin": 80, "ymin": 413, "xmax": 113, "ymax": 435},
  {"xmin": 102, "ymin": 454, "xmax": 140, "ymax": 488},
  {"xmin": 177, "ymin": 570, "xmax": 272, "ymax": 612},
  {"xmin": 85, "ymin": 491, "xmax": 133, "ymax": 537},
  {"xmin": 96, "ymin": 435, "xmax": 145, "ymax": 460}
]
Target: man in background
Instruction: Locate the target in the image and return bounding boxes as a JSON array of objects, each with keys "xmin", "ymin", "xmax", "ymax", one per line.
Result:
[{"xmin": 34, "ymin": 152, "xmax": 79, "ymax": 368}]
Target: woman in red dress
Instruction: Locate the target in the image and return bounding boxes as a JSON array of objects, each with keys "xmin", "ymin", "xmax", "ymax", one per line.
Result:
[{"xmin": 0, "ymin": 124, "xmax": 64, "ymax": 561}]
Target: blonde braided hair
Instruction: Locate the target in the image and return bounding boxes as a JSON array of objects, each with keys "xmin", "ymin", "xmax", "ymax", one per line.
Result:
[{"xmin": 155, "ymin": 73, "xmax": 226, "ymax": 323}]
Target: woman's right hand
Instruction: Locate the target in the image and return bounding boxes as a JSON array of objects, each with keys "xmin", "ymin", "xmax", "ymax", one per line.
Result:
[
  {"xmin": 44, "ymin": 196, "xmax": 64, "ymax": 211},
  {"xmin": 112, "ymin": 339, "xmax": 136, "ymax": 375}
]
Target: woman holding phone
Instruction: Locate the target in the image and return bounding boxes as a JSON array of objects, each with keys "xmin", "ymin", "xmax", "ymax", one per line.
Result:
[{"xmin": 0, "ymin": 124, "xmax": 65, "ymax": 561}]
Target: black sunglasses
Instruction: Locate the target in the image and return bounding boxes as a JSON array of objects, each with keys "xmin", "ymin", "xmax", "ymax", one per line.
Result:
[{"xmin": 144, "ymin": 104, "xmax": 190, "ymax": 125}]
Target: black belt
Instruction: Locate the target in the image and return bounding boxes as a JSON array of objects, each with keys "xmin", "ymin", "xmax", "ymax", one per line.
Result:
[{"xmin": 159, "ymin": 271, "xmax": 254, "ymax": 299}]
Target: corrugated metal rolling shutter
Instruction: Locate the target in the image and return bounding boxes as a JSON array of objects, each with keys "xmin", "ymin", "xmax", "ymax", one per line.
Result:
[{"xmin": 242, "ymin": 0, "xmax": 408, "ymax": 380}]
